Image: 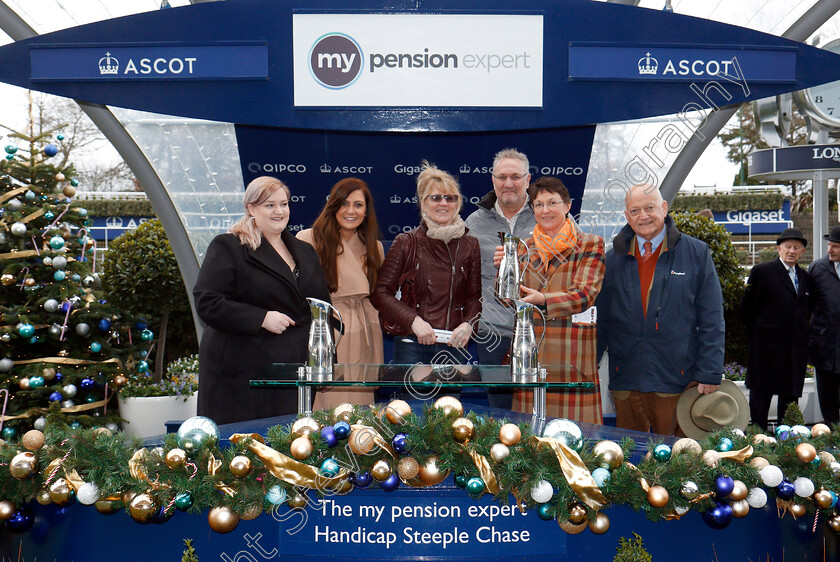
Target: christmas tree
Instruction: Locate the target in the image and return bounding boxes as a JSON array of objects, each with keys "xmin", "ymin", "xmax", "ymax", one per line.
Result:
[{"xmin": 0, "ymin": 124, "xmax": 150, "ymax": 439}]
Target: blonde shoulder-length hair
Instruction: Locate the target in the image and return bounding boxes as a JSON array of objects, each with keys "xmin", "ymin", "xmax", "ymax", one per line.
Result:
[{"xmin": 229, "ymin": 176, "xmax": 291, "ymax": 250}]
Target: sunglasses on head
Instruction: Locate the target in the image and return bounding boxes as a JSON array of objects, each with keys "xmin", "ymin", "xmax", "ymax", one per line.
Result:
[{"xmin": 427, "ymin": 194, "xmax": 457, "ymax": 203}]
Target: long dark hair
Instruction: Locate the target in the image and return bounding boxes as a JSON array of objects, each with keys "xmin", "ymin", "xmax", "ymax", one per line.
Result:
[{"xmin": 311, "ymin": 178, "xmax": 383, "ymax": 293}]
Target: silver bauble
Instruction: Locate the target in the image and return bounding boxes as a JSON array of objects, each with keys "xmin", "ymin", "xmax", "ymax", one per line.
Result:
[
  {"xmin": 542, "ymin": 418, "xmax": 584, "ymax": 451},
  {"xmin": 42, "ymin": 256, "xmax": 52, "ymax": 266},
  {"xmin": 0, "ymin": 358, "xmax": 14, "ymax": 372},
  {"xmin": 680, "ymin": 481, "xmax": 700, "ymax": 501},
  {"xmin": 52, "ymin": 256, "xmax": 67, "ymax": 270},
  {"xmin": 43, "ymin": 299, "xmax": 59, "ymax": 313},
  {"xmin": 75, "ymin": 323, "xmax": 90, "ymax": 337},
  {"xmin": 48, "ymin": 324, "xmax": 62, "ymax": 337},
  {"xmin": 83, "ymin": 276, "xmax": 95, "ymax": 287},
  {"xmin": 8, "ymin": 198, "xmax": 22, "ymax": 210},
  {"xmin": 62, "ymin": 384, "xmax": 77, "ymax": 398},
  {"xmin": 105, "ymin": 423, "xmax": 119, "ymax": 433},
  {"xmin": 33, "ymin": 417, "xmax": 46, "ymax": 431},
  {"xmin": 61, "ymin": 400, "xmax": 75, "ymax": 409},
  {"xmin": 10, "ymin": 222, "xmax": 27, "ymax": 236}
]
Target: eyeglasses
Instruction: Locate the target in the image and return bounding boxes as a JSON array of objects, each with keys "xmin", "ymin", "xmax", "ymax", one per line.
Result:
[
  {"xmin": 533, "ymin": 200, "xmax": 569, "ymax": 211},
  {"xmin": 427, "ymin": 194, "xmax": 457, "ymax": 203},
  {"xmin": 492, "ymin": 174, "xmax": 527, "ymax": 183}
]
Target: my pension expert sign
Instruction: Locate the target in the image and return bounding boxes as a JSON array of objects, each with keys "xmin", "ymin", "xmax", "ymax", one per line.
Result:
[{"xmin": 266, "ymin": 480, "xmax": 564, "ymax": 560}]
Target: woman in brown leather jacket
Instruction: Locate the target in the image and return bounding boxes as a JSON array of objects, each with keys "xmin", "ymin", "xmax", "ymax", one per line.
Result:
[{"xmin": 371, "ymin": 162, "xmax": 482, "ymax": 364}]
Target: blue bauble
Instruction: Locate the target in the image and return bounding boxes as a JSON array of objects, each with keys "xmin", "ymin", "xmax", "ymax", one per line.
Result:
[
  {"xmin": 4, "ymin": 144, "xmax": 17, "ymax": 154},
  {"xmin": 28, "ymin": 336, "xmax": 40, "ymax": 345},
  {"xmin": 29, "ymin": 376, "xmax": 45, "ymax": 389},
  {"xmin": 717, "ymin": 438, "xmax": 733, "ymax": 452},
  {"xmin": 352, "ymin": 472, "xmax": 372, "ymax": 489},
  {"xmin": 333, "ymin": 421, "xmax": 351, "ymax": 439},
  {"xmin": 776, "ymin": 480, "xmax": 795, "ymax": 500},
  {"xmin": 775, "ymin": 424, "xmax": 791, "ymax": 440},
  {"xmin": 653, "ymin": 444, "xmax": 672, "ymax": 461},
  {"xmin": 18, "ymin": 324, "xmax": 35, "ymax": 338},
  {"xmin": 320, "ymin": 458, "xmax": 341, "ymax": 477},
  {"xmin": 49, "ymin": 392, "xmax": 63, "ymax": 402},
  {"xmin": 715, "ymin": 475, "xmax": 734, "ymax": 497},
  {"xmin": 137, "ymin": 360, "xmax": 149, "ymax": 372},
  {"xmin": 176, "ymin": 416, "xmax": 220, "ymax": 453},
  {"xmin": 80, "ymin": 377, "xmax": 94, "ymax": 389},
  {"xmin": 151, "ymin": 506, "xmax": 174, "ymax": 524},
  {"xmin": 90, "ymin": 342, "xmax": 102, "ymax": 353},
  {"xmin": 53, "ymin": 271, "xmax": 66, "ymax": 282},
  {"xmin": 537, "ymin": 503, "xmax": 554, "ymax": 520},
  {"xmin": 320, "ymin": 426, "xmax": 338, "ymax": 448},
  {"xmin": 454, "ymin": 474, "xmax": 467, "ymax": 488},
  {"xmin": 5, "ymin": 506, "xmax": 34, "ymax": 534},
  {"xmin": 174, "ymin": 492, "xmax": 194, "ymax": 511},
  {"xmin": 140, "ymin": 329, "xmax": 154, "ymax": 342},
  {"xmin": 829, "ymin": 491, "xmax": 838, "ymax": 508},
  {"xmin": 1, "ymin": 426, "xmax": 16, "ymax": 440},
  {"xmin": 702, "ymin": 502, "xmax": 733, "ymax": 530},
  {"xmin": 98, "ymin": 318, "xmax": 112, "ymax": 332},
  {"xmin": 466, "ymin": 477, "xmax": 486, "ymax": 496},
  {"xmin": 25, "ymin": 191, "xmax": 35, "ymax": 201},
  {"xmin": 134, "ymin": 319, "xmax": 148, "ymax": 330},
  {"xmin": 43, "ymin": 144, "xmax": 58, "ymax": 157},
  {"xmin": 5, "ymin": 154, "xmax": 13, "ymax": 160},
  {"xmin": 392, "ymin": 432, "xmax": 409, "ymax": 454},
  {"xmin": 71, "ymin": 273, "xmax": 81, "ymax": 283},
  {"xmin": 591, "ymin": 467, "xmax": 611, "ymax": 488},
  {"xmin": 70, "ymin": 179, "xmax": 79, "ymax": 187},
  {"xmin": 44, "ymin": 211, "xmax": 55, "ymax": 220},
  {"xmin": 59, "ymin": 301, "xmax": 71, "ymax": 313},
  {"xmin": 380, "ymin": 473, "xmax": 400, "ymax": 492},
  {"xmin": 48, "ymin": 236, "xmax": 65, "ymax": 250},
  {"xmin": 56, "ymin": 134, "xmax": 65, "ymax": 141},
  {"xmin": 265, "ymin": 486, "xmax": 286, "ymax": 506},
  {"xmin": 54, "ymin": 372, "xmax": 63, "ymax": 381},
  {"xmin": 70, "ymin": 422, "xmax": 82, "ymax": 430},
  {"xmin": 810, "ymin": 457, "xmax": 821, "ymax": 469},
  {"xmin": 76, "ymin": 206, "xmax": 86, "ymax": 216}
]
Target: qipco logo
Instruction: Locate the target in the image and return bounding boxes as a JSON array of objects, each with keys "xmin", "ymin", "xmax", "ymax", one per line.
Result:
[{"xmin": 309, "ymin": 33, "xmax": 363, "ymax": 89}]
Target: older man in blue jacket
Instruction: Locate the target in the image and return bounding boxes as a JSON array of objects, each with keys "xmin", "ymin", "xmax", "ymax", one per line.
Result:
[{"xmin": 596, "ymin": 185, "xmax": 724, "ymax": 435}]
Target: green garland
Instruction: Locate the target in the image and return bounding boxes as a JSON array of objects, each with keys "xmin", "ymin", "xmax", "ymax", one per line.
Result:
[{"xmin": 1, "ymin": 402, "xmax": 840, "ymax": 535}]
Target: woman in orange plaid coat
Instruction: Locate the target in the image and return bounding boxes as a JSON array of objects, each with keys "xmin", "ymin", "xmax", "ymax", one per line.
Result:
[{"xmin": 497, "ymin": 177, "xmax": 605, "ymax": 423}]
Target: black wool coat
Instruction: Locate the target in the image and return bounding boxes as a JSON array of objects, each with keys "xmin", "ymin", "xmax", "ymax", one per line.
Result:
[
  {"xmin": 193, "ymin": 231, "xmax": 331, "ymax": 425},
  {"xmin": 808, "ymin": 256, "xmax": 840, "ymax": 372},
  {"xmin": 741, "ymin": 258, "xmax": 813, "ymax": 396}
]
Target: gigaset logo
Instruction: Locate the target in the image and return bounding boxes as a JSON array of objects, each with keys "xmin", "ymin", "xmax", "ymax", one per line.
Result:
[{"xmin": 309, "ymin": 33, "xmax": 363, "ymax": 89}]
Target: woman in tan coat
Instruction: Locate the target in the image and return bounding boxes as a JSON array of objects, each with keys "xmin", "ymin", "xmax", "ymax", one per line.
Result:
[{"xmin": 297, "ymin": 178, "xmax": 384, "ymax": 409}]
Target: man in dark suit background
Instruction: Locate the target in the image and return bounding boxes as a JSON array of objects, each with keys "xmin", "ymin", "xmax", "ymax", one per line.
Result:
[
  {"xmin": 808, "ymin": 225, "xmax": 840, "ymax": 425},
  {"xmin": 741, "ymin": 227, "xmax": 813, "ymax": 429}
]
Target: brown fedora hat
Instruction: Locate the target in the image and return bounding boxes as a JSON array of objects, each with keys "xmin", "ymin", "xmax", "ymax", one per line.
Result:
[{"xmin": 676, "ymin": 380, "xmax": 749, "ymax": 440}]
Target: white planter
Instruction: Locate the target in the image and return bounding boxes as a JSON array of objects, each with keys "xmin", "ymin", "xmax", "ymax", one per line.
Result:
[
  {"xmin": 118, "ymin": 394, "xmax": 198, "ymax": 439},
  {"xmin": 732, "ymin": 379, "xmax": 823, "ymax": 425}
]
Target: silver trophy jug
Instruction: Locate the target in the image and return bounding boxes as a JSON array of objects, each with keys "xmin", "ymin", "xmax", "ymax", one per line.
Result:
[
  {"xmin": 495, "ymin": 232, "xmax": 526, "ymax": 305},
  {"xmin": 306, "ymin": 298, "xmax": 343, "ymax": 378},
  {"xmin": 510, "ymin": 300, "xmax": 546, "ymax": 383}
]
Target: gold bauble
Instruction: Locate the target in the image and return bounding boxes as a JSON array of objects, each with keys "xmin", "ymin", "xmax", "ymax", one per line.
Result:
[
  {"xmin": 122, "ymin": 490, "xmax": 137, "ymax": 505},
  {"xmin": 498, "ymin": 423, "xmax": 522, "ymax": 446},
  {"xmin": 165, "ymin": 448, "xmax": 187, "ymax": 470},
  {"xmin": 819, "ymin": 451, "xmax": 837, "ymax": 465},
  {"xmin": 731, "ymin": 499, "xmax": 750, "ymax": 518},
  {"xmin": 55, "ymin": 172, "xmax": 66, "ymax": 181},
  {"xmin": 749, "ymin": 456, "xmax": 770, "ymax": 470},
  {"xmin": 94, "ymin": 427, "xmax": 112, "ymax": 438},
  {"xmin": 827, "ymin": 514, "xmax": 840, "ymax": 533},
  {"xmin": 730, "ymin": 480, "xmax": 748, "ymax": 502},
  {"xmin": 592, "ymin": 440, "xmax": 624, "ymax": 469},
  {"xmin": 290, "ymin": 436, "xmax": 314, "ymax": 460},
  {"xmin": 385, "ymin": 400, "xmax": 411, "ymax": 424},
  {"xmin": 796, "ymin": 443, "xmax": 817, "ymax": 463},
  {"xmin": 490, "ymin": 443, "xmax": 510, "ymax": 462},
  {"xmin": 588, "ymin": 512, "xmax": 610, "ymax": 535},
  {"xmin": 230, "ymin": 455, "xmax": 252, "ymax": 478},
  {"xmin": 432, "ymin": 396, "xmax": 464, "ymax": 417},
  {"xmin": 568, "ymin": 502, "xmax": 587, "ymax": 524},
  {"xmin": 397, "ymin": 457, "xmax": 420, "ymax": 480},
  {"xmin": 647, "ymin": 485, "xmax": 669, "ymax": 508},
  {"xmin": 1, "ymin": 274, "xmax": 14, "ymax": 286},
  {"xmin": 451, "ymin": 417, "xmax": 475, "ymax": 443},
  {"xmin": 702, "ymin": 449, "xmax": 720, "ymax": 468},
  {"xmin": 753, "ymin": 433, "xmax": 773, "ymax": 444},
  {"xmin": 811, "ymin": 423, "xmax": 831, "ymax": 437},
  {"xmin": 417, "ymin": 455, "xmax": 449, "ymax": 486},
  {"xmin": 113, "ymin": 374, "xmax": 128, "ymax": 388},
  {"xmin": 371, "ymin": 460, "xmax": 392, "ymax": 482},
  {"xmin": 35, "ymin": 489, "xmax": 52, "ymax": 505},
  {"xmin": 672, "ymin": 438, "xmax": 702, "ymax": 455},
  {"xmin": 790, "ymin": 502, "xmax": 807, "ymax": 518},
  {"xmin": 558, "ymin": 520, "xmax": 588, "ymax": 534},
  {"xmin": 19, "ymin": 378, "xmax": 30, "ymax": 390},
  {"xmin": 814, "ymin": 489, "xmax": 834, "ymax": 509},
  {"xmin": 336, "ymin": 479, "xmax": 354, "ymax": 494},
  {"xmin": 10, "ymin": 451, "xmax": 38, "ymax": 479},
  {"xmin": 291, "ymin": 417, "xmax": 320, "ymax": 437},
  {"xmin": 348, "ymin": 428, "xmax": 377, "ymax": 456},
  {"xmin": 48, "ymin": 478, "xmax": 73, "ymax": 506},
  {"xmin": 333, "ymin": 403, "xmax": 355, "ymax": 424},
  {"xmin": 95, "ymin": 499, "xmax": 121, "ymax": 515},
  {"xmin": 208, "ymin": 506, "xmax": 240, "ymax": 533},
  {"xmin": 288, "ymin": 492, "xmax": 308, "ymax": 510},
  {"xmin": 21, "ymin": 429, "xmax": 45, "ymax": 451},
  {"xmin": 62, "ymin": 185, "xmax": 76, "ymax": 198},
  {"xmin": 41, "ymin": 367, "xmax": 56, "ymax": 380},
  {"xmin": 129, "ymin": 493, "xmax": 156, "ymax": 523},
  {"xmin": 240, "ymin": 503, "xmax": 263, "ymax": 521},
  {"xmin": 0, "ymin": 500, "xmax": 16, "ymax": 521},
  {"xmin": 23, "ymin": 277, "xmax": 35, "ymax": 287}
]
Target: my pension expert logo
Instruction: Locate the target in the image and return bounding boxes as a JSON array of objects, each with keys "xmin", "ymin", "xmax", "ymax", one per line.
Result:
[{"xmin": 309, "ymin": 33, "xmax": 363, "ymax": 89}]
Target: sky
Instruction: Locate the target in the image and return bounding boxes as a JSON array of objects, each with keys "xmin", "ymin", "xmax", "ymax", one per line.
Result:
[{"xmin": 0, "ymin": 0, "xmax": 837, "ymax": 193}]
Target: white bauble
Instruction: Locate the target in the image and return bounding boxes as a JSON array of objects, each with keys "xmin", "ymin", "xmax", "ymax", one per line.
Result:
[
  {"xmin": 529, "ymin": 480, "xmax": 554, "ymax": 504},
  {"xmin": 747, "ymin": 487, "xmax": 768, "ymax": 509},
  {"xmin": 759, "ymin": 465, "xmax": 783, "ymax": 488},
  {"xmin": 793, "ymin": 477, "xmax": 815, "ymax": 498}
]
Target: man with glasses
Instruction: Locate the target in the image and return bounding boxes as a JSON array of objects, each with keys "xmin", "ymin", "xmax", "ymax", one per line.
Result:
[
  {"xmin": 596, "ymin": 184, "xmax": 724, "ymax": 435},
  {"xmin": 464, "ymin": 148, "xmax": 537, "ymax": 409}
]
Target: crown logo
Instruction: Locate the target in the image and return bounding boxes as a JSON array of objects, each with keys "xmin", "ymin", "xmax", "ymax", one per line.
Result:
[
  {"xmin": 390, "ymin": 194, "xmax": 401, "ymax": 204},
  {"xmin": 638, "ymin": 52, "xmax": 658, "ymax": 75},
  {"xmin": 459, "ymin": 164, "xmax": 471, "ymax": 174},
  {"xmin": 98, "ymin": 52, "xmax": 119, "ymax": 75},
  {"xmin": 105, "ymin": 216, "xmax": 124, "ymax": 228},
  {"xmin": 320, "ymin": 163, "xmax": 331, "ymax": 173}
]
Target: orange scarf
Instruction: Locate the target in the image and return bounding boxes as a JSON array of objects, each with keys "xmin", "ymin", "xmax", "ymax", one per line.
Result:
[{"xmin": 532, "ymin": 219, "xmax": 579, "ymax": 268}]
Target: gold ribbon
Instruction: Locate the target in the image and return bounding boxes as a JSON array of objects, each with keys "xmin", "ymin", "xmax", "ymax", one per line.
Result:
[
  {"xmin": 128, "ymin": 448, "xmax": 171, "ymax": 491},
  {"xmin": 531, "ymin": 436, "xmax": 607, "ymax": 511},
  {"xmin": 467, "ymin": 449, "xmax": 500, "ymax": 495},
  {"xmin": 0, "ymin": 250, "xmax": 41, "ymax": 260},
  {"xmin": 0, "ymin": 186, "xmax": 28, "ymax": 204},
  {"xmin": 11, "ymin": 357, "xmax": 121, "ymax": 366},
  {"xmin": 21, "ymin": 209, "xmax": 45, "ymax": 224},
  {"xmin": 208, "ymin": 453, "xmax": 236, "ymax": 497},
  {"xmin": 230, "ymin": 433, "xmax": 347, "ymax": 491},
  {"xmin": 718, "ymin": 445, "xmax": 754, "ymax": 463}
]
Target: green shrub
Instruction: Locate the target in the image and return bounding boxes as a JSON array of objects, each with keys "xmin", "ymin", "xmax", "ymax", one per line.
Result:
[{"xmin": 614, "ymin": 533, "xmax": 652, "ymax": 562}]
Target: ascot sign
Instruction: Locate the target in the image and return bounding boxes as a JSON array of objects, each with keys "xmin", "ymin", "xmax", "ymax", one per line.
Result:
[{"xmin": 293, "ymin": 14, "xmax": 543, "ymax": 107}]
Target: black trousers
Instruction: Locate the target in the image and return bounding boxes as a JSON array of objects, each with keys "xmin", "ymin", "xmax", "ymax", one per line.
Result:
[
  {"xmin": 749, "ymin": 390, "xmax": 798, "ymax": 430},
  {"xmin": 816, "ymin": 368, "xmax": 840, "ymax": 425}
]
